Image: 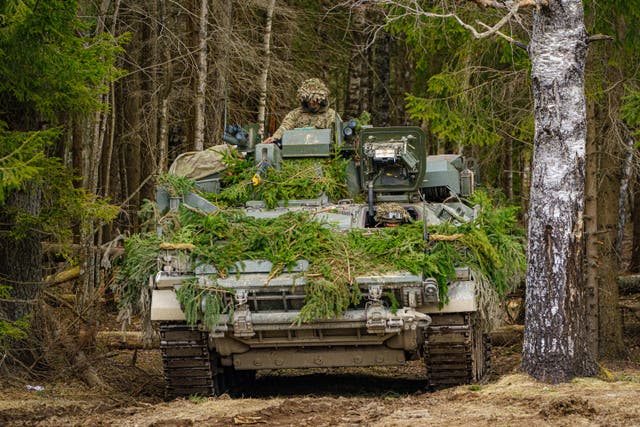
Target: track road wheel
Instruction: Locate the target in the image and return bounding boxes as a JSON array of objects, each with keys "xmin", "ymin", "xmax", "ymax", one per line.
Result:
[{"xmin": 210, "ymin": 350, "xmax": 256, "ymax": 397}]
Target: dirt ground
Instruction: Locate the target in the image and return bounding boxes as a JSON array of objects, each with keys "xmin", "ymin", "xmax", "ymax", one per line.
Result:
[
  {"xmin": 1, "ymin": 305, "xmax": 640, "ymax": 426},
  {"xmin": 1, "ymin": 346, "xmax": 639, "ymax": 426}
]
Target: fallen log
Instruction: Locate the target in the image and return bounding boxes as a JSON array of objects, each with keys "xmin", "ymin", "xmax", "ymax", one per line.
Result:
[
  {"xmin": 618, "ymin": 274, "xmax": 640, "ymax": 295},
  {"xmin": 620, "ymin": 297, "xmax": 640, "ymax": 321},
  {"xmin": 44, "ymin": 266, "xmax": 80, "ymax": 286},
  {"xmin": 96, "ymin": 331, "xmax": 159, "ymax": 350},
  {"xmin": 490, "ymin": 324, "xmax": 524, "ymax": 347}
]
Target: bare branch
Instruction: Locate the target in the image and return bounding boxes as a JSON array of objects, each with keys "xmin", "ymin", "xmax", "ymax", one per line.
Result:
[
  {"xmin": 350, "ymin": 0, "xmax": 530, "ymax": 45},
  {"xmin": 477, "ymin": 21, "xmax": 528, "ymax": 51},
  {"xmin": 470, "ymin": 0, "xmax": 548, "ymax": 8},
  {"xmin": 587, "ymin": 34, "xmax": 614, "ymax": 43}
]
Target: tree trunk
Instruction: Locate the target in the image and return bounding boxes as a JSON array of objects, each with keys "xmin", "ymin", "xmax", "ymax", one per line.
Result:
[
  {"xmin": 521, "ymin": 0, "xmax": 597, "ymax": 382},
  {"xmin": 584, "ymin": 98, "xmax": 598, "ymax": 357},
  {"xmin": 394, "ymin": 39, "xmax": 413, "ymax": 125},
  {"xmin": 372, "ymin": 28, "xmax": 390, "ymax": 126},
  {"xmin": 632, "ymin": 170, "xmax": 640, "ymax": 272},
  {"xmin": 103, "ymin": 0, "xmax": 121, "ymax": 198},
  {"xmin": 0, "ymin": 188, "xmax": 42, "ymax": 323},
  {"xmin": 617, "ymin": 130, "xmax": 634, "ymax": 255},
  {"xmin": 344, "ymin": 4, "xmax": 366, "ymax": 119},
  {"xmin": 124, "ymin": 73, "xmax": 142, "ymax": 225},
  {"xmin": 157, "ymin": 0, "xmax": 172, "ymax": 173},
  {"xmin": 257, "ymin": 0, "xmax": 276, "ymax": 139},
  {"xmin": 211, "ymin": 0, "xmax": 232, "ymax": 142},
  {"xmin": 104, "ymin": 83, "xmax": 117, "ymax": 196},
  {"xmin": 140, "ymin": 0, "xmax": 159, "ymax": 202},
  {"xmin": 596, "ymin": 120, "xmax": 626, "ymax": 358},
  {"xmin": 193, "ymin": 0, "xmax": 208, "ymax": 151},
  {"xmin": 521, "ymin": 147, "xmax": 531, "ymax": 228},
  {"xmin": 504, "ymin": 138, "xmax": 514, "ymax": 201}
]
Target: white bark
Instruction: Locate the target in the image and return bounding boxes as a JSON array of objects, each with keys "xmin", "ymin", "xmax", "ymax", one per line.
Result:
[
  {"xmin": 193, "ymin": 0, "xmax": 208, "ymax": 151},
  {"xmin": 522, "ymin": 0, "xmax": 597, "ymax": 382},
  {"xmin": 257, "ymin": 0, "xmax": 276, "ymax": 138}
]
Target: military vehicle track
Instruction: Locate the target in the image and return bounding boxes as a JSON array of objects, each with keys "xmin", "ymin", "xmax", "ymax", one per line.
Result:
[
  {"xmin": 424, "ymin": 313, "xmax": 490, "ymax": 389},
  {"xmin": 161, "ymin": 315, "xmax": 489, "ymax": 397},
  {"xmin": 160, "ymin": 323, "xmax": 256, "ymax": 398},
  {"xmin": 160, "ymin": 323, "xmax": 215, "ymax": 398}
]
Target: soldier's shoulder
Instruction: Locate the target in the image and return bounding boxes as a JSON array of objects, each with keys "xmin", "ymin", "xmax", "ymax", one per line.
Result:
[
  {"xmin": 289, "ymin": 107, "xmax": 306, "ymax": 115},
  {"xmin": 322, "ymin": 108, "xmax": 338, "ymax": 119}
]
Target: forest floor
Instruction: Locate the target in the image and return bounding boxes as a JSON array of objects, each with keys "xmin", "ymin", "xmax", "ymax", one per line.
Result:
[{"xmin": 1, "ymin": 297, "xmax": 640, "ymax": 426}]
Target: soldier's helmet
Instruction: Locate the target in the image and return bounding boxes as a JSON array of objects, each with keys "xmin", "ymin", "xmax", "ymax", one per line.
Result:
[{"xmin": 297, "ymin": 78, "xmax": 329, "ymax": 110}]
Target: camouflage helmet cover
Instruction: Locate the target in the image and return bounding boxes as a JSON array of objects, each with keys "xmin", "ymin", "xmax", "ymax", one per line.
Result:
[{"xmin": 297, "ymin": 78, "xmax": 329, "ymax": 104}]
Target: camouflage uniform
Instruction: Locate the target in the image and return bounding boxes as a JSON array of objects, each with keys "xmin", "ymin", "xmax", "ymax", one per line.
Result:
[{"xmin": 271, "ymin": 78, "xmax": 339, "ymax": 140}]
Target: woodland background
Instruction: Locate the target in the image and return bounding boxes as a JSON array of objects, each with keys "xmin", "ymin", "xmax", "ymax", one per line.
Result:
[{"xmin": 1, "ymin": 0, "xmax": 639, "ymax": 378}]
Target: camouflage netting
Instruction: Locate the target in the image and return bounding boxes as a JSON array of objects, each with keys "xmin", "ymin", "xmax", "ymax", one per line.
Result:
[
  {"xmin": 168, "ymin": 144, "xmax": 235, "ymax": 180},
  {"xmin": 374, "ymin": 202, "xmax": 413, "ymax": 225}
]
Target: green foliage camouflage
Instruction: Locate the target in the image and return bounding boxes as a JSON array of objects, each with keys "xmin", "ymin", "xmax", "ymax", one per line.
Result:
[
  {"xmin": 117, "ymin": 186, "xmax": 525, "ymax": 328},
  {"xmin": 115, "ymin": 232, "xmax": 162, "ymax": 320},
  {"xmin": 210, "ymin": 153, "xmax": 351, "ymax": 209},
  {"xmin": 158, "ymin": 174, "xmax": 196, "ymax": 197},
  {"xmin": 176, "ymin": 280, "xmax": 234, "ymax": 331}
]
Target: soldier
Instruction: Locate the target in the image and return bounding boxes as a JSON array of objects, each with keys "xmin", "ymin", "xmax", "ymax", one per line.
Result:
[{"xmin": 263, "ymin": 78, "xmax": 339, "ymax": 144}]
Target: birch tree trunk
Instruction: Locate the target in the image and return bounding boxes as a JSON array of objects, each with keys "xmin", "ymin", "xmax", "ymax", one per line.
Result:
[
  {"xmin": 193, "ymin": 0, "xmax": 208, "ymax": 151},
  {"xmin": 257, "ymin": 0, "xmax": 276, "ymax": 139},
  {"xmin": 522, "ymin": 0, "xmax": 597, "ymax": 382}
]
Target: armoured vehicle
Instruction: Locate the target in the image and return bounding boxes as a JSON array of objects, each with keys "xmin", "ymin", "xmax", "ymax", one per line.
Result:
[{"xmin": 151, "ymin": 120, "xmax": 490, "ymax": 397}]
